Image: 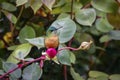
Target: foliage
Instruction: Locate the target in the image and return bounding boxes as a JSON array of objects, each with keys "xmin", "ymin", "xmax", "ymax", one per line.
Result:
[{"xmin": 0, "ymin": 0, "xmax": 120, "ymax": 80}]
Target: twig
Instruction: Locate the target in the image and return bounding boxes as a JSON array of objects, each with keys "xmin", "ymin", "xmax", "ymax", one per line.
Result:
[
  {"xmin": 70, "ymin": 0, "xmax": 74, "ymax": 19},
  {"xmin": 11, "ymin": 5, "xmax": 24, "ymax": 41},
  {"xmin": 12, "ymin": 5, "xmax": 24, "ymax": 36},
  {"xmin": 0, "ymin": 56, "xmax": 46, "ymax": 79},
  {"xmin": 58, "ymin": 46, "xmax": 79, "ymax": 51},
  {"xmin": 68, "ymin": 38, "xmax": 74, "ymax": 47},
  {"xmin": 64, "ymin": 65, "xmax": 67, "ymax": 80},
  {"xmin": 16, "ymin": 5, "xmax": 24, "ymax": 25},
  {"xmin": 99, "ymin": 42, "xmax": 109, "ymax": 58},
  {"xmin": 81, "ymin": 3, "xmax": 91, "ymax": 9}
]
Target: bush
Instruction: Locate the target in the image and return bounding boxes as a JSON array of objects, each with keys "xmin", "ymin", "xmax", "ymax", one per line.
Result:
[{"xmin": 0, "ymin": 0, "xmax": 120, "ymax": 80}]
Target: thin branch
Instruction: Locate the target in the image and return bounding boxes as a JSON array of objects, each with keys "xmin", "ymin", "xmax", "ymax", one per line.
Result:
[
  {"xmin": 12, "ymin": 5, "xmax": 24, "ymax": 35},
  {"xmin": 58, "ymin": 46, "xmax": 79, "ymax": 51},
  {"xmin": 16, "ymin": 5, "xmax": 24, "ymax": 25},
  {"xmin": 68, "ymin": 38, "xmax": 74, "ymax": 47},
  {"xmin": 99, "ymin": 41, "xmax": 109, "ymax": 58},
  {"xmin": 81, "ymin": 3, "xmax": 91, "ymax": 9},
  {"xmin": 10, "ymin": 5, "xmax": 24, "ymax": 44},
  {"xmin": 0, "ymin": 66, "xmax": 20, "ymax": 79},
  {"xmin": 0, "ymin": 56, "xmax": 46, "ymax": 79},
  {"xmin": 64, "ymin": 65, "xmax": 67, "ymax": 80},
  {"xmin": 70, "ymin": 0, "xmax": 74, "ymax": 19}
]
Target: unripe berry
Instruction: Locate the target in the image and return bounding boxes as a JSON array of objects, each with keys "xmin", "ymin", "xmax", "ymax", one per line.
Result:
[
  {"xmin": 79, "ymin": 40, "xmax": 93, "ymax": 50},
  {"xmin": 46, "ymin": 48, "xmax": 57, "ymax": 58},
  {"xmin": 45, "ymin": 34, "xmax": 59, "ymax": 48}
]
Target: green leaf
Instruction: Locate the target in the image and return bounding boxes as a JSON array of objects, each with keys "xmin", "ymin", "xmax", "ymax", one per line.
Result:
[
  {"xmin": 0, "ymin": 0, "xmax": 6, "ymax": 3},
  {"xmin": 7, "ymin": 43, "xmax": 32, "ymax": 64},
  {"xmin": 3, "ymin": 62, "xmax": 21, "ymax": 79},
  {"xmin": 99, "ymin": 35, "xmax": 111, "ymax": 43},
  {"xmin": 54, "ymin": 0, "xmax": 65, "ymax": 7},
  {"xmin": 51, "ymin": 7, "xmax": 62, "ymax": 14},
  {"xmin": 80, "ymin": 0, "xmax": 91, "ymax": 5},
  {"xmin": 89, "ymin": 26, "xmax": 102, "ymax": 36},
  {"xmin": 57, "ymin": 45, "xmax": 71, "ymax": 65},
  {"xmin": 0, "ymin": 58, "xmax": 3, "ymax": 69},
  {"xmin": 95, "ymin": 18, "xmax": 113, "ymax": 33},
  {"xmin": 0, "ymin": 70, "xmax": 5, "ymax": 75},
  {"xmin": 2, "ymin": 10, "xmax": 17, "ymax": 24},
  {"xmin": 50, "ymin": 18, "xmax": 76, "ymax": 43},
  {"xmin": 70, "ymin": 67, "xmax": 84, "ymax": 80},
  {"xmin": 109, "ymin": 30, "xmax": 120, "ymax": 40},
  {"xmin": 61, "ymin": 2, "xmax": 82, "ymax": 13},
  {"xmin": 19, "ymin": 25, "xmax": 36, "ymax": 43},
  {"xmin": 89, "ymin": 71, "xmax": 109, "ymax": 78},
  {"xmin": 88, "ymin": 76, "xmax": 108, "ymax": 80},
  {"xmin": 31, "ymin": 23, "xmax": 45, "ymax": 37},
  {"xmin": 75, "ymin": 8, "xmax": 96, "ymax": 26},
  {"xmin": 87, "ymin": 43, "xmax": 96, "ymax": 54},
  {"xmin": 0, "ymin": 40, "xmax": 4, "ymax": 48},
  {"xmin": 30, "ymin": 0, "xmax": 42, "ymax": 14},
  {"xmin": 109, "ymin": 74, "xmax": 120, "ymax": 80},
  {"xmin": 1, "ymin": 2, "xmax": 17, "ymax": 11},
  {"xmin": 57, "ymin": 13, "xmax": 70, "ymax": 19},
  {"xmin": 22, "ymin": 63, "xmax": 42, "ymax": 80},
  {"xmin": 7, "ymin": 45, "xmax": 18, "ymax": 51},
  {"xmin": 70, "ymin": 52, "xmax": 76, "ymax": 64},
  {"xmin": 26, "ymin": 37, "xmax": 44, "ymax": 49},
  {"xmin": 42, "ymin": 0, "xmax": 55, "ymax": 11},
  {"xmin": 95, "ymin": 9, "xmax": 106, "ymax": 18},
  {"xmin": 10, "ymin": 77, "xmax": 18, "ymax": 80},
  {"xmin": 91, "ymin": 0, "xmax": 119, "ymax": 13},
  {"xmin": 75, "ymin": 33, "xmax": 93, "ymax": 43},
  {"xmin": 88, "ymin": 78, "xmax": 96, "ymax": 80},
  {"xmin": 95, "ymin": 76, "xmax": 108, "ymax": 80},
  {"xmin": 16, "ymin": 0, "xmax": 28, "ymax": 6},
  {"xmin": 73, "ymin": 2, "xmax": 83, "ymax": 12}
]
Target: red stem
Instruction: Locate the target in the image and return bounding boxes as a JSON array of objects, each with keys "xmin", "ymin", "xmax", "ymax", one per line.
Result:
[
  {"xmin": 0, "ymin": 67, "xmax": 19, "ymax": 79},
  {"xmin": 64, "ymin": 65, "xmax": 67, "ymax": 80},
  {"xmin": 0, "ymin": 56, "xmax": 46, "ymax": 79},
  {"xmin": 58, "ymin": 47, "xmax": 79, "ymax": 51},
  {"xmin": 68, "ymin": 38, "xmax": 74, "ymax": 47}
]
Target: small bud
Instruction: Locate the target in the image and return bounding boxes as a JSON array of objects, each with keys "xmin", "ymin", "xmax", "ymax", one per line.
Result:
[
  {"xmin": 45, "ymin": 34, "xmax": 59, "ymax": 48},
  {"xmin": 46, "ymin": 48, "xmax": 57, "ymax": 58},
  {"xmin": 79, "ymin": 40, "xmax": 93, "ymax": 50}
]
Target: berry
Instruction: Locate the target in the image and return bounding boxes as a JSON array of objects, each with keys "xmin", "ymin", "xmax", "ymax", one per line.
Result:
[
  {"xmin": 45, "ymin": 34, "xmax": 59, "ymax": 48},
  {"xmin": 46, "ymin": 48, "xmax": 57, "ymax": 58}
]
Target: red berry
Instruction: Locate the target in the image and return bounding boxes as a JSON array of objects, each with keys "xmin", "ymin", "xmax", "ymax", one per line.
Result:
[{"xmin": 46, "ymin": 48, "xmax": 57, "ymax": 58}]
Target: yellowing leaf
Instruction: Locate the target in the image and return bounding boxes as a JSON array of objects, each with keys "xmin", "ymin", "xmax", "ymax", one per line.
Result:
[
  {"xmin": 3, "ymin": 32, "xmax": 12, "ymax": 43},
  {"xmin": 0, "ymin": 40, "xmax": 5, "ymax": 48}
]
